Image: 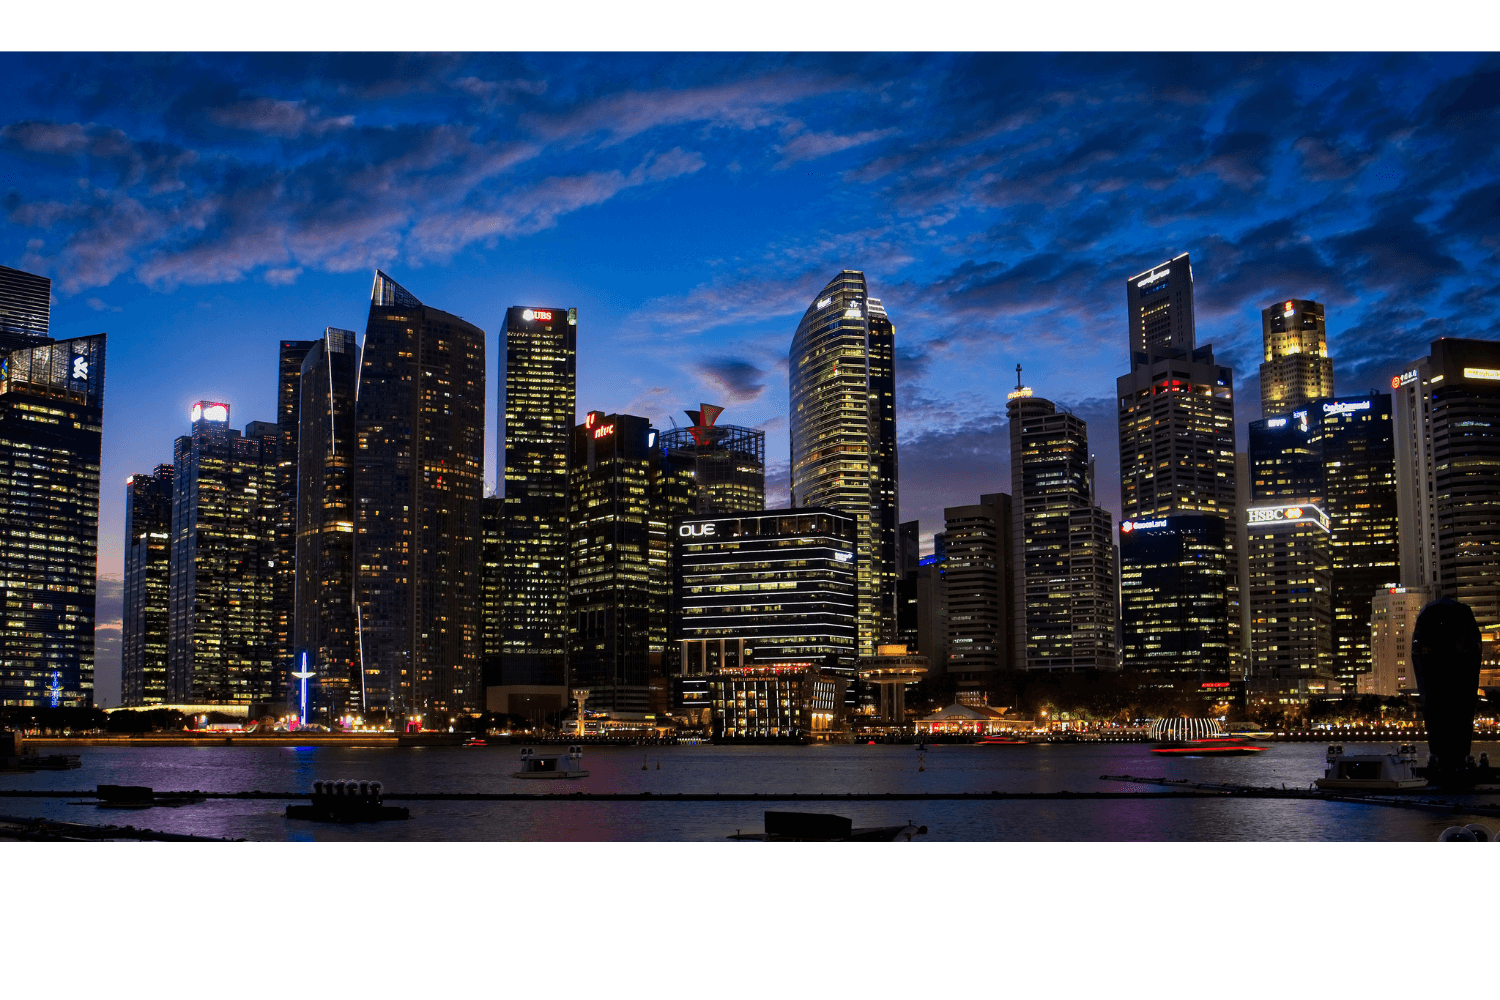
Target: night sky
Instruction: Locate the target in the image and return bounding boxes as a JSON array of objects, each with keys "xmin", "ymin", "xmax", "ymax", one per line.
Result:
[{"xmin": 3, "ymin": 53, "xmax": 1498, "ymax": 704}]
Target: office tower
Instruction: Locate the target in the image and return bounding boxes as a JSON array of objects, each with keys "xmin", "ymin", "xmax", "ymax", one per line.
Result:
[
  {"xmin": 1394, "ymin": 338, "xmax": 1500, "ymax": 628},
  {"xmin": 0, "ymin": 264, "xmax": 52, "ymax": 354},
  {"xmin": 895, "ymin": 520, "xmax": 921, "ymax": 652},
  {"xmin": 1364, "ymin": 585, "xmax": 1430, "ymax": 696},
  {"xmin": 1117, "ymin": 254, "xmax": 1238, "ymax": 671},
  {"xmin": 1126, "ymin": 252, "xmax": 1195, "ymax": 360},
  {"xmin": 166, "ymin": 404, "xmax": 278, "ymax": 704},
  {"xmin": 122, "ymin": 465, "xmax": 173, "ymax": 706},
  {"xmin": 898, "ymin": 520, "xmax": 920, "ymax": 578},
  {"xmin": 480, "ymin": 494, "xmax": 503, "ymax": 686},
  {"xmin": 789, "ymin": 270, "xmax": 899, "ymax": 656},
  {"xmin": 914, "ymin": 552, "xmax": 947, "ymax": 672},
  {"xmin": 1248, "ymin": 409, "xmax": 1321, "ymax": 501},
  {"xmin": 567, "ymin": 412, "xmax": 658, "ymax": 713},
  {"xmin": 1246, "ymin": 502, "xmax": 1334, "ymax": 687},
  {"xmin": 659, "ymin": 404, "xmax": 766, "ymax": 515},
  {"xmin": 273, "ymin": 339, "xmax": 316, "ymax": 699},
  {"xmin": 0, "ymin": 334, "xmax": 107, "ymax": 707},
  {"xmin": 1118, "ymin": 515, "xmax": 1230, "ymax": 675},
  {"xmin": 676, "ymin": 508, "xmax": 857, "ymax": 675},
  {"xmin": 1316, "ymin": 395, "xmax": 1398, "ymax": 687},
  {"xmin": 942, "ymin": 493, "xmax": 1013, "ymax": 687},
  {"xmin": 500, "ymin": 304, "xmax": 576, "ymax": 691},
  {"xmin": 1008, "ymin": 382, "xmax": 1117, "ymax": 671},
  {"xmin": 293, "ymin": 328, "xmax": 360, "ymax": 718},
  {"xmin": 354, "ymin": 271, "xmax": 485, "ymax": 722},
  {"xmin": 1260, "ymin": 299, "xmax": 1333, "ymax": 418}
]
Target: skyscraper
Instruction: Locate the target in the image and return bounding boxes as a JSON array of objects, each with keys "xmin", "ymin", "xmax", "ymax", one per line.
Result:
[
  {"xmin": 122, "ymin": 465, "xmax": 173, "ymax": 706},
  {"xmin": 789, "ymin": 270, "xmax": 899, "ymax": 656},
  {"xmin": 568, "ymin": 412, "xmax": 659, "ymax": 713},
  {"xmin": 1246, "ymin": 501, "xmax": 1334, "ymax": 688},
  {"xmin": 1118, "ymin": 515, "xmax": 1230, "ymax": 676},
  {"xmin": 480, "ymin": 493, "xmax": 504, "ymax": 686},
  {"xmin": 0, "ymin": 264, "xmax": 52, "ymax": 354},
  {"xmin": 1117, "ymin": 253, "xmax": 1238, "ymax": 674},
  {"xmin": 1008, "ymin": 382, "xmax": 1116, "ymax": 671},
  {"xmin": 941, "ymin": 493, "xmax": 1013, "ymax": 686},
  {"xmin": 355, "ymin": 271, "xmax": 485, "ymax": 723},
  {"xmin": 166, "ymin": 403, "xmax": 278, "ymax": 704},
  {"xmin": 659, "ymin": 404, "xmax": 766, "ymax": 515},
  {"xmin": 500, "ymin": 304, "xmax": 576, "ymax": 693},
  {"xmin": 293, "ymin": 327, "xmax": 360, "ymax": 717},
  {"xmin": 1393, "ymin": 338, "xmax": 1500, "ymax": 629},
  {"xmin": 273, "ymin": 339, "xmax": 316, "ymax": 701},
  {"xmin": 1260, "ymin": 299, "xmax": 1333, "ymax": 418},
  {"xmin": 0, "ymin": 332, "xmax": 107, "ymax": 707}
]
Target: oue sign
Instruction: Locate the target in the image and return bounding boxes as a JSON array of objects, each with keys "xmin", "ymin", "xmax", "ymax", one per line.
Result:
[{"xmin": 679, "ymin": 523, "xmax": 717, "ymax": 538}]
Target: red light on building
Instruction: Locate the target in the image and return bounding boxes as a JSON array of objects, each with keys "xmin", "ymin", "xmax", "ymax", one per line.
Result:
[
  {"xmin": 1390, "ymin": 375, "xmax": 1402, "ymax": 389},
  {"xmin": 593, "ymin": 424, "xmax": 614, "ymax": 439}
]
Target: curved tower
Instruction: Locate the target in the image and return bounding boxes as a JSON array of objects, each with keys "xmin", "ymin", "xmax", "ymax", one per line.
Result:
[{"xmin": 789, "ymin": 270, "xmax": 898, "ymax": 656}]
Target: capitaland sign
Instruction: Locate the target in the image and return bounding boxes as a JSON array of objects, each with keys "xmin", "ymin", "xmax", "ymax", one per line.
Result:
[
  {"xmin": 1322, "ymin": 400, "xmax": 1371, "ymax": 415},
  {"xmin": 1246, "ymin": 504, "xmax": 1330, "ymax": 530},
  {"xmin": 1119, "ymin": 519, "xmax": 1168, "ymax": 533},
  {"xmin": 679, "ymin": 523, "xmax": 717, "ymax": 538},
  {"xmin": 1135, "ymin": 267, "xmax": 1169, "ymax": 287},
  {"xmin": 1463, "ymin": 367, "xmax": 1500, "ymax": 381}
]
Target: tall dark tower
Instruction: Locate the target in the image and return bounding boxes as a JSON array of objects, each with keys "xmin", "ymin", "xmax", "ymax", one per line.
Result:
[
  {"xmin": 500, "ymin": 305, "xmax": 576, "ymax": 692},
  {"xmin": 293, "ymin": 327, "xmax": 361, "ymax": 718},
  {"xmin": 274, "ymin": 339, "xmax": 316, "ymax": 700},
  {"xmin": 0, "ymin": 332, "xmax": 107, "ymax": 707},
  {"xmin": 1126, "ymin": 253, "xmax": 1196, "ymax": 361},
  {"xmin": 1260, "ymin": 299, "xmax": 1333, "ymax": 418},
  {"xmin": 355, "ymin": 271, "xmax": 486, "ymax": 723},
  {"xmin": 123, "ymin": 464, "xmax": 174, "ymax": 706},
  {"xmin": 789, "ymin": 271, "xmax": 899, "ymax": 656}
]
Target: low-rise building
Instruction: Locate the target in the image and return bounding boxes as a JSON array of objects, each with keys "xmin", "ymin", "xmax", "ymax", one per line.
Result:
[
  {"xmin": 915, "ymin": 703, "xmax": 1035, "ymax": 736},
  {"xmin": 709, "ymin": 662, "xmax": 846, "ymax": 741}
]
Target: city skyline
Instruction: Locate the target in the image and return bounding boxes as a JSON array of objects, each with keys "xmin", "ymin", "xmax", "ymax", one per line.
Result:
[{"xmin": 4, "ymin": 53, "xmax": 1500, "ymax": 705}]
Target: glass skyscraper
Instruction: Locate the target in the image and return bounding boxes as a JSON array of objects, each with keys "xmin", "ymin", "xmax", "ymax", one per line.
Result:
[
  {"xmin": 293, "ymin": 327, "xmax": 361, "ymax": 718},
  {"xmin": 166, "ymin": 403, "xmax": 278, "ymax": 704},
  {"xmin": 1260, "ymin": 299, "xmax": 1333, "ymax": 418},
  {"xmin": 0, "ymin": 330, "xmax": 107, "ymax": 708},
  {"xmin": 0, "ymin": 264, "xmax": 52, "ymax": 355},
  {"xmin": 355, "ymin": 271, "xmax": 485, "ymax": 722},
  {"xmin": 123, "ymin": 464, "xmax": 173, "ymax": 706},
  {"xmin": 659, "ymin": 404, "xmax": 765, "ymax": 516},
  {"xmin": 273, "ymin": 339, "xmax": 316, "ymax": 702},
  {"xmin": 500, "ymin": 305, "xmax": 576, "ymax": 690},
  {"xmin": 789, "ymin": 270, "xmax": 898, "ymax": 657}
]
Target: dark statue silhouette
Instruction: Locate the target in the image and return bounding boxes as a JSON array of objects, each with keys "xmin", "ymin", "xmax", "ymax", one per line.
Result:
[{"xmin": 1410, "ymin": 597, "xmax": 1482, "ymax": 776}]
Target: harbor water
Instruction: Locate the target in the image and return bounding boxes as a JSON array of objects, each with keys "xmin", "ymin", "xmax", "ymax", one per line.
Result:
[{"xmin": 5, "ymin": 740, "xmax": 1499, "ymax": 841}]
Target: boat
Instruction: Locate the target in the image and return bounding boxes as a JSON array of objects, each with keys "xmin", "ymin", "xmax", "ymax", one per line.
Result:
[
  {"xmin": 510, "ymin": 745, "xmax": 590, "ymax": 779},
  {"xmin": 976, "ymin": 734, "xmax": 1032, "ymax": 745},
  {"xmin": 1150, "ymin": 736, "xmax": 1266, "ymax": 756},
  {"xmin": 1315, "ymin": 744, "xmax": 1427, "ymax": 791}
]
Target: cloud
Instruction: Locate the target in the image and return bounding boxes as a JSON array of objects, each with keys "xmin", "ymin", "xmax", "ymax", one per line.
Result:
[
  {"xmin": 775, "ymin": 127, "xmax": 898, "ymax": 168},
  {"xmin": 693, "ymin": 356, "xmax": 769, "ymax": 402},
  {"xmin": 264, "ymin": 266, "xmax": 302, "ymax": 285},
  {"xmin": 453, "ymin": 76, "xmax": 548, "ymax": 105},
  {"xmin": 207, "ymin": 98, "xmax": 354, "ymax": 138}
]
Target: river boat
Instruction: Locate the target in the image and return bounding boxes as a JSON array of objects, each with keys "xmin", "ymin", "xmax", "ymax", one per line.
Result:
[
  {"xmin": 1150, "ymin": 736, "xmax": 1265, "ymax": 757},
  {"xmin": 975, "ymin": 735, "xmax": 1032, "ymax": 745},
  {"xmin": 511, "ymin": 746, "xmax": 590, "ymax": 779},
  {"xmin": 1315, "ymin": 744, "xmax": 1427, "ymax": 791}
]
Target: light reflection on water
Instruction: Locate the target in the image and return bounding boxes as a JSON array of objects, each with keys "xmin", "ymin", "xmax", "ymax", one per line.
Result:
[{"xmin": 3, "ymin": 741, "xmax": 1497, "ymax": 841}]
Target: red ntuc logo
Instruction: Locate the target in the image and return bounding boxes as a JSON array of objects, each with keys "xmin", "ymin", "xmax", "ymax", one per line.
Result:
[{"xmin": 593, "ymin": 424, "xmax": 615, "ymax": 440}]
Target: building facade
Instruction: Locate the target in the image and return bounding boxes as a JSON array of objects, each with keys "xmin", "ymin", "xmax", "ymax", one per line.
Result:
[
  {"xmin": 675, "ymin": 508, "xmax": 858, "ymax": 678},
  {"xmin": 0, "ymin": 264, "xmax": 52, "ymax": 354},
  {"xmin": 709, "ymin": 663, "xmax": 846, "ymax": 741},
  {"xmin": 0, "ymin": 333, "xmax": 107, "ymax": 708},
  {"xmin": 789, "ymin": 270, "xmax": 898, "ymax": 656},
  {"xmin": 122, "ymin": 465, "xmax": 173, "ymax": 706},
  {"xmin": 941, "ymin": 493, "xmax": 1013, "ymax": 686},
  {"xmin": 659, "ymin": 404, "xmax": 765, "ymax": 516},
  {"xmin": 1260, "ymin": 299, "xmax": 1333, "ymax": 418},
  {"xmin": 1118, "ymin": 515, "xmax": 1230, "ymax": 675},
  {"xmin": 1393, "ymin": 338, "xmax": 1500, "ymax": 629},
  {"xmin": 354, "ymin": 271, "xmax": 485, "ymax": 722},
  {"xmin": 1246, "ymin": 501, "xmax": 1334, "ymax": 690},
  {"xmin": 1363, "ymin": 585, "xmax": 1430, "ymax": 697},
  {"xmin": 166, "ymin": 403, "xmax": 278, "ymax": 704},
  {"xmin": 1008, "ymin": 385, "xmax": 1117, "ymax": 671},
  {"xmin": 500, "ymin": 305, "xmax": 576, "ymax": 690},
  {"xmin": 273, "ymin": 339, "xmax": 315, "ymax": 702},
  {"xmin": 293, "ymin": 327, "xmax": 361, "ymax": 717}
]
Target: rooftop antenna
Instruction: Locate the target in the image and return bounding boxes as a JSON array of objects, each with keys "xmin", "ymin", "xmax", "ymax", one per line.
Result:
[{"xmin": 1016, "ymin": 364, "xmax": 1023, "ymax": 389}]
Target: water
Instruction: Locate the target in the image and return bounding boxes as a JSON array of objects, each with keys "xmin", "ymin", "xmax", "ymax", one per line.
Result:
[{"xmin": 4, "ymin": 740, "xmax": 1498, "ymax": 841}]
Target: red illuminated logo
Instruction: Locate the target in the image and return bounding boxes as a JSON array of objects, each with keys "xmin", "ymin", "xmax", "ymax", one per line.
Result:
[
  {"xmin": 1390, "ymin": 375, "xmax": 1402, "ymax": 389},
  {"xmin": 593, "ymin": 424, "xmax": 614, "ymax": 439},
  {"xmin": 585, "ymin": 413, "xmax": 596, "ymax": 429},
  {"xmin": 521, "ymin": 308, "xmax": 553, "ymax": 322},
  {"xmin": 1284, "ymin": 301, "xmax": 1293, "ymax": 311},
  {"xmin": 1285, "ymin": 507, "xmax": 1303, "ymax": 519}
]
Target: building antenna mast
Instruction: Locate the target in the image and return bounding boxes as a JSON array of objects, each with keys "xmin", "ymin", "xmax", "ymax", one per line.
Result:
[{"xmin": 1016, "ymin": 364, "xmax": 1023, "ymax": 389}]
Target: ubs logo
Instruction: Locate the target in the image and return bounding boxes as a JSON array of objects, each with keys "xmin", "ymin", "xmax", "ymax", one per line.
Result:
[{"xmin": 679, "ymin": 523, "xmax": 717, "ymax": 537}]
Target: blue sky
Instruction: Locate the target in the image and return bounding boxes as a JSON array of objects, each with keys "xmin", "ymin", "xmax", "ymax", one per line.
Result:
[{"xmin": 4, "ymin": 52, "xmax": 1499, "ymax": 702}]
